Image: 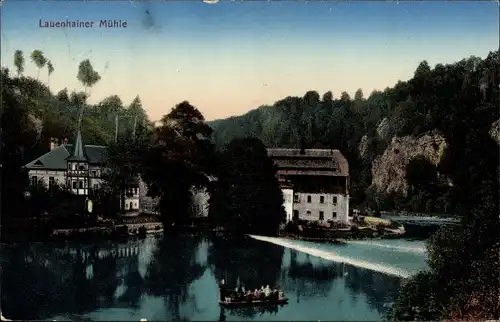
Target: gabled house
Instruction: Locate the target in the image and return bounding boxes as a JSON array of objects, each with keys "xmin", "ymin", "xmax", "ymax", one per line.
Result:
[
  {"xmin": 24, "ymin": 131, "xmax": 140, "ymax": 212},
  {"xmin": 267, "ymin": 148, "xmax": 352, "ymax": 224}
]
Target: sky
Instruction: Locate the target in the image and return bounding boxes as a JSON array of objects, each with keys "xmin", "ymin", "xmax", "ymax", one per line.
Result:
[{"xmin": 1, "ymin": 1, "xmax": 498, "ymax": 121}]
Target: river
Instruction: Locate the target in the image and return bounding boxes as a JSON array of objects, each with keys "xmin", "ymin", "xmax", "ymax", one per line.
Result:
[{"xmin": 0, "ymin": 234, "xmax": 428, "ymax": 321}]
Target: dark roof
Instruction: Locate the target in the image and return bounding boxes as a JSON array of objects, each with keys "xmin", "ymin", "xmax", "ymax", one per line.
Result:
[
  {"xmin": 267, "ymin": 148, "xmax": 349, "ymax": 177},
  {"xmin": 24, "ymin": 144, "xmax": 108, "ymax": 170}
]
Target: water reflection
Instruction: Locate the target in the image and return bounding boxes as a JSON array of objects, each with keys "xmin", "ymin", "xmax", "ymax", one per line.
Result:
[
  {"xmin": 344, "ymin": 265, "xmax": 401, "ymax": 314},
  {"xmin": 1, "ymin": 234, "xmax": 406, "ymax": 321},
  {"xmin": 208, "ymin": 236, "xmax": 284, "ymax": 290},
  {"xmin": 144, "ymin": 234, "xmax": 207, "ymax": 320},
  {"xmin": 208, "ymin": 236, "xmax": 285, "ymax": 319}
]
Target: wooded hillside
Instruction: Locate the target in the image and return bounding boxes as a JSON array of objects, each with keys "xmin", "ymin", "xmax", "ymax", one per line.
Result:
[{"xmin": 209, "ymin": 51, "xmax": 500, "ymax": 215}]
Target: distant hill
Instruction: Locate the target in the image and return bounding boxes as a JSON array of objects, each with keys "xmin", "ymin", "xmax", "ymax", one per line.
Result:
[{"xmin": 207, "ymin": 51, "xmax": 500, "ymax": 213}]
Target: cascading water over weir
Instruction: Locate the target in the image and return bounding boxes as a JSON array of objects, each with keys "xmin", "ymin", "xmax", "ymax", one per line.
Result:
[{"xmin": 249, "ymin": 235, "xmax": 428, "ymax": 279}]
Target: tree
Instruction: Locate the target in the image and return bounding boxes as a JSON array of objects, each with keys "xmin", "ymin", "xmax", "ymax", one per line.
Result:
[
  {"xmin": 103, "ymin": 132, "xmax": 147, "ymax": 214},
  {"xmin": 30, "ymin": 50, "xmax": 47, "ymax": 81},
  {"xmin": 128, "ymin": 96, "xmax": 149, "ymax": 129},
  {"xmin": 47, "ymin": 60, "xmax": 54, "ymax": 87},
  {"xmin": 141, "ymin": 101, "xmax": 215, "ymax": 225},
  {"xmin": 322, "ymin": 91, "xmax": 333, "ymax": 103},
  {"xmin": 13, "ymin": 50, "xmax": 25, "ymax": 77},
  {"xmin": 209, "ymin": 138, "xmax": 285, "ymax": 235},
  {"xmin": 56, "ymin": 88, "xmax": 70, "ymax": 103},
  {"xmin": 354, "ymin": 88, "xmax": 364, "ymax": 101},
  {"xmin": 405, "ymin": 156, "xmax": 438, "ymax": 194},
  {"xmin": 340, "ymin": 91, "xmax": 351, "ymax": 102},
  {"xmin": 77, "ymin": 59, "xmax": 101, "ymax": 98},
  {"xmin": 1, "ymin": 68, "xmax": 39, "ymax": 221},
  {"xmin": 76, "ymin": 59, "xmax": 101, "ymax": 124}
]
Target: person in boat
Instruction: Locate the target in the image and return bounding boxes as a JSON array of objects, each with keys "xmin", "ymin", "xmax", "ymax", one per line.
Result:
[
  {"xmin": 264, "ymin": 285, "xmax": 271, "ymax": 298},
  {"xmin": 253, "ymin": 288, "xmax": 260, "ymax": 299},
  {"xmin": 259, "ymin": 286, "xmax": 266, "ymax": 300},
  {"xmin": 238, "ymin": 286, "xmax": 245, "ymax": 301},
  {"xmin": 272, "ymin": 288, "xmax": 279, "ymax": 301},
  {"xmin": 219, "ymin": 279, "xmax": 226, "ymax": 301}
]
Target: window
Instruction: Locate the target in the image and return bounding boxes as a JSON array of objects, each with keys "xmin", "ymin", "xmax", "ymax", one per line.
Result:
[
  {"xmin": 333, "ymin": 196, "xmax": 338, "ymax": 205},
  {"xmin": 78, "ymin": 180, "xmax": 84, "ymax": 189},
  {"xmin": 49, "ymin": 177, "xmax": 55, "ymax": 190},
  {"xmin": 78, "ymin": 165, "xmax": 85, "ymax": 170},
  {"xmin": 31, "ymin": 176, "xmax": 38, "ymax": 186},
  {"xmin": 72, "ymin": 181, "xmax": 77, "ymax": 189},
  {"xmin": 306, "ymin": 210, "xmax": 311, "ymax": 215},
  {"xmin": 307, "ymin": 195, "xmax": 311, "ymax": 203},
  {"xmin": 319, "ymin": 211, "xmax": 324, "ymax": 220},
  {"xmin": 293, "ymin": 210, "xmax": 299, "ymax": 220},
  {"xmin": 293, "ymin": 194, "xmax": 299, "ymax": 203},
  {"xmin": 320, "ymin": 196, "xmax": 325, "ymax": 204},
  {"xmin": 332, "ymin": 212, "xmax": 337, "ymax": 218},
  {"xmin": 91, "ymin": 170, "xmax": 97, "ymax": 177}
]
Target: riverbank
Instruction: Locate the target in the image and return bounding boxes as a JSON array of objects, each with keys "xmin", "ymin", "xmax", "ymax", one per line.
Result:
[
  {"xmin": 0, "ymin": 213, "xmax": 223, "ymax": 243},
  {"xmin": 1, "ymin": 213, "xmax": 411, "ymax": 243},
  {"xmin": 279, "ymin": 217, "xmax": 406, "ymax": 243}
]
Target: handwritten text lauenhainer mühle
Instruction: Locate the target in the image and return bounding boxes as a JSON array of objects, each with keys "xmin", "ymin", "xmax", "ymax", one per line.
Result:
[{"xmin": 39, "ymin": 19, "xmax": 127, "ymax": 28}]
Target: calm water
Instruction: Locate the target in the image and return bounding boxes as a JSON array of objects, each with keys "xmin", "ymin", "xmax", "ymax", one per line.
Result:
[{"xmin": 0, "ymin": 234, "xmax": 428, "ymax": 321}]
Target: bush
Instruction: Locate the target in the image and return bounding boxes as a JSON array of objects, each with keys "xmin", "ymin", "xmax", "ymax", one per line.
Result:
[{"xmin": 138, "ymin": 226, "xmax": 147, "ymax": 237}]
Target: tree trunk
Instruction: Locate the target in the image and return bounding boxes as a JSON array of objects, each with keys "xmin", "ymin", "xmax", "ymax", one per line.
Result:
[{"xmin": 37, "ymin": 68, "xmax": 40, "ymax": 81}]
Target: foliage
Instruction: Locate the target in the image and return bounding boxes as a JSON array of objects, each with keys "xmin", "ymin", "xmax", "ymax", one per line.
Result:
[
  {"xmin": 13, "ymin": 50, "xmax": 25, "ymax": 76},
  {"xmin": 77, "ymin": 59, "xmax": 101, "ymax": 94},
  {"xmin": 102, "ymin": 127, "xmax": 150, "ymax": 213},
  {"xmin": 141, "ymin": 101, "xmax": 215, "ymax": 225},
  {"xmin": 208, "ymin": 137, "xmax": 285, "ymax": 235},
  {"xmin": 30, "ymin": 49, "xmax": 47, "ymax": 80},
  {"xmin": 209, "ymin": 51, "xmax": 499, "ymax": 215},
  {"xmin": 1, "ymin": 67, "xmax": 40, "ymax": 219},
  {"xmin": 46, "ymin": 60, "xmax": 54, "ymax": 85},
  {"xmin": 208, "ymin": 51, "xmax": 499, "ymax": 319},
  {"xmin": 1, "ymin": 49, "xmax": 152, "ymax": 224}
]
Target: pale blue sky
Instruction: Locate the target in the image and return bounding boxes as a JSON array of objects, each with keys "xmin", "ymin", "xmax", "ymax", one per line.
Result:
[{"xmin": 1, "ymin": 1, "xmax": 498, "ymax": 121}]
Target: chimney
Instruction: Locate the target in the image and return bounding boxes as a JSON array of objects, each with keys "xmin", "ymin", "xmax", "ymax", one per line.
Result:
[
  {"xmin": 299, "ymin": 137, "xmax": 306, "ymax": 155},
  {"xmin": 50, "ymin": 137, "xmax": 60, "ymax": 150}
]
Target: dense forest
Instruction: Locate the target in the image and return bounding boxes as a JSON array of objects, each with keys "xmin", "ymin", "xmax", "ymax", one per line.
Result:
[
  {"xmin": 2, "ymin": 48, "xmax": 498, "ymax": 320},
  {"xmin": 209, "ymin": 51, "xmax": 499, "ymax": 216}
]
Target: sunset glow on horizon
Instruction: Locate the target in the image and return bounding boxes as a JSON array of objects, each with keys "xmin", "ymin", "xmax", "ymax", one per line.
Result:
[{"xmin": 1, "ymin": 1, "xmax": 497, "ymax": 121}]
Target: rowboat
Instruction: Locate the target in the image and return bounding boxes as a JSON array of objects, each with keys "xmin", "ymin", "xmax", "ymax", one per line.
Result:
[{"xmin": 219, "ymin": 298, "xmax": 288, "ymax": 308}]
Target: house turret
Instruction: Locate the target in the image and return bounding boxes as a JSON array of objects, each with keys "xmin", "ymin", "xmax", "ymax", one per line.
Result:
[{"xmin": 66, "ymin": 130, "xmax": 90, "ymax": 195}]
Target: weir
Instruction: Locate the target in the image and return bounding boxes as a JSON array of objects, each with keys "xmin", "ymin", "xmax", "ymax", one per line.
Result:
[
  {"xmin": 249, "ymin": 235, "xmax": 417, "ymax": 279},
  {"xmin": 342, "ymin": 240, "xmax": 427, "ymax": 254}
]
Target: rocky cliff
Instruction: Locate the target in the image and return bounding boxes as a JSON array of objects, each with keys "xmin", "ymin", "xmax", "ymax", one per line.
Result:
[
  {"xmin": 370, "ymin": 131, "xmax": 448, "ymax": 196},
  {"xmin": 489, "ymin": 119, "xmax": 500, "ymax": 145}
]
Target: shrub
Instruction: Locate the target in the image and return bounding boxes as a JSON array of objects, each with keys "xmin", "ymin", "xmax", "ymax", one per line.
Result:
[{"xmin": 138, "ymin": 226, "xmax": 147, "ymax": 237}]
